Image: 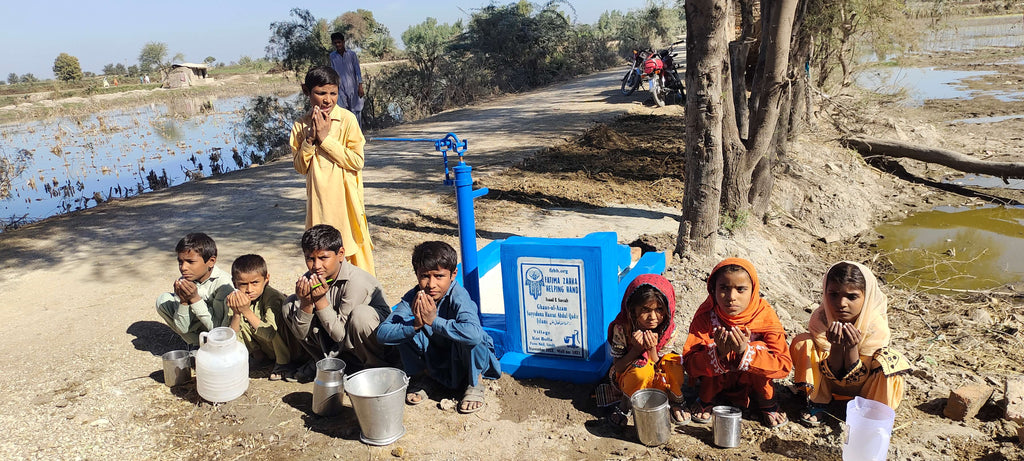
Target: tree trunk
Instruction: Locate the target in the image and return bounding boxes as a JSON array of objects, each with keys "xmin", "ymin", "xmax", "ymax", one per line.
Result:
[
  {"xmin": 843, "ymin": 136, "xmax": 1024, "ymax": 179},
  {"xmin": 677, "ymin": 0, "xmax": 730, "ymax": 257},
  {"xmin": 730, "ymin": 40, "xmax": 752, "ymax": 139},
  {"xmin": 724, "ymin": 0, "xmax": 800, "ymax": 219}
]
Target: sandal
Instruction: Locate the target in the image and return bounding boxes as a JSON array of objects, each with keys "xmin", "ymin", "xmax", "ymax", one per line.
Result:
[
  {"xmin": 459, "ymin": 382, "xmax": 486, "ymax": 414},
  {"xmin": 760, "ymin": 401, "xmax": 790, "ymax": 428},
  {"xmin": 689, "ymin": 398, "xmax": 714, "ymax": 424},
  {"xmin": 670, "ymin": 403, "xmax": 691, "ymax": 426},
  {"xmin": 800, "ymin": 402, "xmax": 829, "ymax": 427}
]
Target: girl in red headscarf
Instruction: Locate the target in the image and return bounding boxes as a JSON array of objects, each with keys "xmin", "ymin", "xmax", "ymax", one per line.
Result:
[
  {"xmin": 682, "ymin": 258, "xmax": 792, "ymax": 428},
  {"xmin": 607, "ymin": 274, "xmax": 688, "ymax": 426}
]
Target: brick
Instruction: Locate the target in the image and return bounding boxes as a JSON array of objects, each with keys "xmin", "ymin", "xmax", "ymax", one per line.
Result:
[
  {"xmin": 944, "ymin": 384, "xmax": 994, "ymax": 421},
  {"xmin": 1005, "ymin": 377, "xmax": 1024, "ymax": 423}
]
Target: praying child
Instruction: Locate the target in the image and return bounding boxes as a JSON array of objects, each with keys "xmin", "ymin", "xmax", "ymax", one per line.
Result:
[
  {"xmin": 155, "ymin": 233, "xmax": 235, "ymax": 347},
  {"xmin": 290, "ymin": 66, "xmax": 374, "ymax": 275},
  {"xmin": 682, "ymin": 258, "xmax": 792, "ymax": 428},
  {"xmin": 789, "ymin": 261, "xmax": 910, "ymax": 426},
  {"xmin": 606, "ymin": 274, "xmax": 689, "ymax": 426},
  {"xmin": 226, "ymin": 254, "xmax": 302, "ymax": 381}
]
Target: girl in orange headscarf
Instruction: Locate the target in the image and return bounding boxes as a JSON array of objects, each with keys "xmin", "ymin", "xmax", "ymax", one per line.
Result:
[
  {"xmin": 607, "ymin": 274, "xmax": 688, "ymax": 426},
  {"xmin": 790, "ymin": 261, "xmax": 910, "ymax": 426},
  {"xmin": 682, "ymin": 258, "xmax": 792, "ymax": 428}
]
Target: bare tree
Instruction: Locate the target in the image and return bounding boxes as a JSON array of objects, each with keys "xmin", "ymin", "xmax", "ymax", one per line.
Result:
[{"xmin": 676, "ymin": 0, "xmax": 801, "ymax": 256}]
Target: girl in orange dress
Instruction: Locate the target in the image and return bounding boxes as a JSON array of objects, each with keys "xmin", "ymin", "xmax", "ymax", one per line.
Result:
[
  {"xmin": 682, "ymin": 258, "xmax": 792, "ymax": 428},
  {"xmin": 607, "ymin": 274, "xmax": 688, "ymax": 426},
  {"xmin": 790, "ymin": 261, "xmax": 910, "ymax": 426}
]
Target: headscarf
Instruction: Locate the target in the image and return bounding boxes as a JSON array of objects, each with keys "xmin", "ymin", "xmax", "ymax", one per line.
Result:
[
  {"xmin": 808, "ymin": 261, "xmax": 890, "ymax": 356},
  {"xmin": 689, "ymin": 258, "xmax": 785, "ymax": 335},
  {"xmin": 608, "ymin": 274, "xmax": 677, "ymax": 360}
]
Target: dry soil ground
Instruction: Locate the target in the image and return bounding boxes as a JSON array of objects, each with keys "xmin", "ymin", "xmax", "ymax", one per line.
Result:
[{"xmin": 1, "ymin": 39, "xmax": 1024, "ymax": 460}]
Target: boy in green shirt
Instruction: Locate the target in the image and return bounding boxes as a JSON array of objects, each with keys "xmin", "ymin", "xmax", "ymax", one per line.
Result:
[
  {"xmin": 156, "ymin": 233, "xmax": 235, "ymax": 347},
  {"xmin": 227, "ymin": 254, "xmax": 303, "ymax": 381}
]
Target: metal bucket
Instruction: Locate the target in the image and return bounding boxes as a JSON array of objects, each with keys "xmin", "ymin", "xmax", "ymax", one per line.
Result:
[
  {"xmin": 344, "ymin": 367, "xmax": 409, "ymax": 445},
  {"xmin": 630, "ymin": 389, "xmax": 671, "ymax": 446},
  {"xmin": 312, "ymin": 357, "xmax": 346, "ymax": 416},
  {"xmin": 712, "ymin": 405, "xmax": 742, "ymax": 448}
]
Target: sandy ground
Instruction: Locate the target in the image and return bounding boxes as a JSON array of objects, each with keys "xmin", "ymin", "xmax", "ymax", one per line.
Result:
[{"xmin": 1, "ymin": 41, "xmax": 1023, "ymax": 460}]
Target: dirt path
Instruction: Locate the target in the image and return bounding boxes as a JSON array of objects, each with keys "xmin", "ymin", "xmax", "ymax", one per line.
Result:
[{"xmin": 0, "ymin": 68, "xmax": 682, "ymax": 460}]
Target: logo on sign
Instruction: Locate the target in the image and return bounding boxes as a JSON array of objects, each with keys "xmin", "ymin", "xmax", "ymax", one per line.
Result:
[{"xmin": 525, "ymin": 267, "xmax": 544, "ymax": 300}]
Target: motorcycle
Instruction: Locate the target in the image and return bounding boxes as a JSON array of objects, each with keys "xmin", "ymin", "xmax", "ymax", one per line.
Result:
[
  {"xmin": 620, "ymin": 47, "xmax": 654, "ymax": 96},
  {"xmin": 647, "ymin": 41, "xmax": 686, "ymax": 107}
]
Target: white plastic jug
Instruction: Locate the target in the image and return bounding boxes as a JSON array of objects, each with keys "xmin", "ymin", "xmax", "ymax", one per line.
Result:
[
  {"xmin": 195, "ymin": 327, "xmax": 249, "ymax": 403},
  {"xmin": 842, "ymin": 397, "xmax": 895, "ymax": 461}
]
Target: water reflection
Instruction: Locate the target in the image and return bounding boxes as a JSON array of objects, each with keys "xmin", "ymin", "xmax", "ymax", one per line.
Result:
[
  {"xmin": 876, "ymin": 205, "xmax": 1024, "ymax": 291},
  {"xmin": 854, "ymin": 67, "xmax": 996, "ymax": 106},
  {"xmin": 0, "ymin": 94, "xmax": 297, "ymax": 225}
]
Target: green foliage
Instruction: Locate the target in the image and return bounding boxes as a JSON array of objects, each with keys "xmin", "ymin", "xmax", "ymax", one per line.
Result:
[
  {"xmin": 805, "ymin": 0, "xmax": 918, "ymax": 88},
  {"xmin": 335, "ymin": 10, "xmax": 376, "ymax": 46},
  {"xmin": 7, "ymin": 73, "xmax": 17, "ymax": 85},
  {"xmin": 612, "ymin": 1, "xmax": 685, "ymax": 55},
  {"xmin": 719, "ymin": 210, "xmax": 749, "ymax": 235},
  {"xmin": 204, "ymin": 56, "xmax": 216, "ymax": 65},
  {"xmin": 362, "ymin": 23, "xmax": 398, "ymax": 60},
  {"xmin": 236, "ymin": 96, "xmax": 302, "ymax": 165},
  {"xmin": 266, "ymin": 8, "xmax": 331, "ymax": 77},
  {"xmin": 127, "ymin": 65, "xmax": 140, "ymax": 77},
  {"xmin": 101, "ymin": 63, "xmax": 116, "ymax": 75},
  {"xmin": 362, "ymin": 1, "xmax": 614, "ymax": 129},
  {"xmin": 139, "ymin": 42, "xmax": 169, "ymax": 73},
  {"xmin": 456, "ymin": 0, "xmax": 618, "ymax": 91},
  {"xmin": 53, "ymin": 53, "xmax": 84, "ymax": 82},
  {"xmin": 401, "ymin": 17, "xmax": 463, "ymax": 103},
  {"xmin": 20, "ymin": 73, "xmax": 38, "ymax": 83},
  {"xmin": 172, "ymin": 52, "xmax": 185, "ymax": 64}
]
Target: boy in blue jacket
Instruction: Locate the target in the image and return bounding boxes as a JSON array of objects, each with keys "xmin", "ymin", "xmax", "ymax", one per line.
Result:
[{"xmin": 377, "ymin": 241, "xmax": 500, "ymax": 413}]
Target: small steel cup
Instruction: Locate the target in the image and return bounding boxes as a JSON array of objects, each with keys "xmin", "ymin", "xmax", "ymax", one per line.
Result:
[
  {"xmin": 162, "ymin": 350, "xmax": 192, "ymax": 387},
  {"xmin": 712, "ymin": 405, "xmax": 742, "ymax": 448}
]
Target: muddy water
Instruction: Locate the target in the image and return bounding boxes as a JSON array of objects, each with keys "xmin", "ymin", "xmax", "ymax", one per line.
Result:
[
  {"xmin": 875, "ymin": 206, "xmax": 1024, "ymax": 291},
  {"xmin": 0, "ymin": 95, "xmax": 294, "ymax": 223},
  {"xmin": 855, "ymin": 15, "xmax": 1024, "ymax": 106}
]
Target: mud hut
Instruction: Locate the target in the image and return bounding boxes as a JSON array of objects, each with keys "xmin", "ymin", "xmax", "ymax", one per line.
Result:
[{"xmin": 162, "ymin": 63, "xmax": 209, "ymax": 89}]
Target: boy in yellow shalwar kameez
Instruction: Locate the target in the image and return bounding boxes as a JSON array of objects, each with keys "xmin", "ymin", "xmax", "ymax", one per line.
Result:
[
  {"xmin": 790, "ymin": 261, "xmax": 911, "ymax": 426},
  {"xmin": 290, "ymin": 66, "xmax": 375, "ymax": 275}
]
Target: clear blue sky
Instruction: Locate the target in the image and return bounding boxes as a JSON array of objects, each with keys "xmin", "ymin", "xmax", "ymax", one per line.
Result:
[{"xmin": 0, "ymin": 0, "xmax": 640, "ymax": 80}]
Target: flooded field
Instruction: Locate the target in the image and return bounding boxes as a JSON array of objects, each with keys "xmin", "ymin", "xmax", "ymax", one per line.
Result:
[
  {"xmin": 0, "ymin": 94, "xmax": 297, "ymax": 224},
  {"xmin": 875, "ymin": 205, "xmax": 1024, "ymax": 291},
  {"xmin": 854, "ymin": 14, "xmax": 1024, "ymax": 106}
]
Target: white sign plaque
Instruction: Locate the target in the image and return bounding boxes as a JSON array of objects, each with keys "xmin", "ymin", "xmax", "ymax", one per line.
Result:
[{"xmin": 517, "ymin": 257, "xmax": 587, "ymax": 358}]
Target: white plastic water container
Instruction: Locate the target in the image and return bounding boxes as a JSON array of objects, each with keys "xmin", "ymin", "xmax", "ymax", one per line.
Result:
[
  {"xmin": 842, "ymin": 397, "xmax": 896, "ymax": 461},
  {"xmin": 195, "ymin": 327, "xmax": 249, "ymax": 403}
]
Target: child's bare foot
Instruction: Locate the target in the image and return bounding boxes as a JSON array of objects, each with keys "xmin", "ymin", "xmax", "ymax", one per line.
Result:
[{"xmin": 458, "ymin": 383, "xmax": 485, "ymax": 414}]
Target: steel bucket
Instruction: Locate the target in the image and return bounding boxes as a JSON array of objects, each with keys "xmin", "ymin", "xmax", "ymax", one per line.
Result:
[
  {"xmin": 344, "ymin": 367, "xmax": 409, "ymax": 445},
  {"xmin": 312, "ymin": 357, "xmax": 346, "ymax": 416},
  {"xmin": 630, "ymin": 389, "xmax": 671, "ymax": 446}
]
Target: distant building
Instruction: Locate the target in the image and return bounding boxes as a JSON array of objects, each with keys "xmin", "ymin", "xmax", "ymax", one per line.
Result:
[{"xmin": 162, "ymin": 63, "xmax": 209, "ymax": 89}]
